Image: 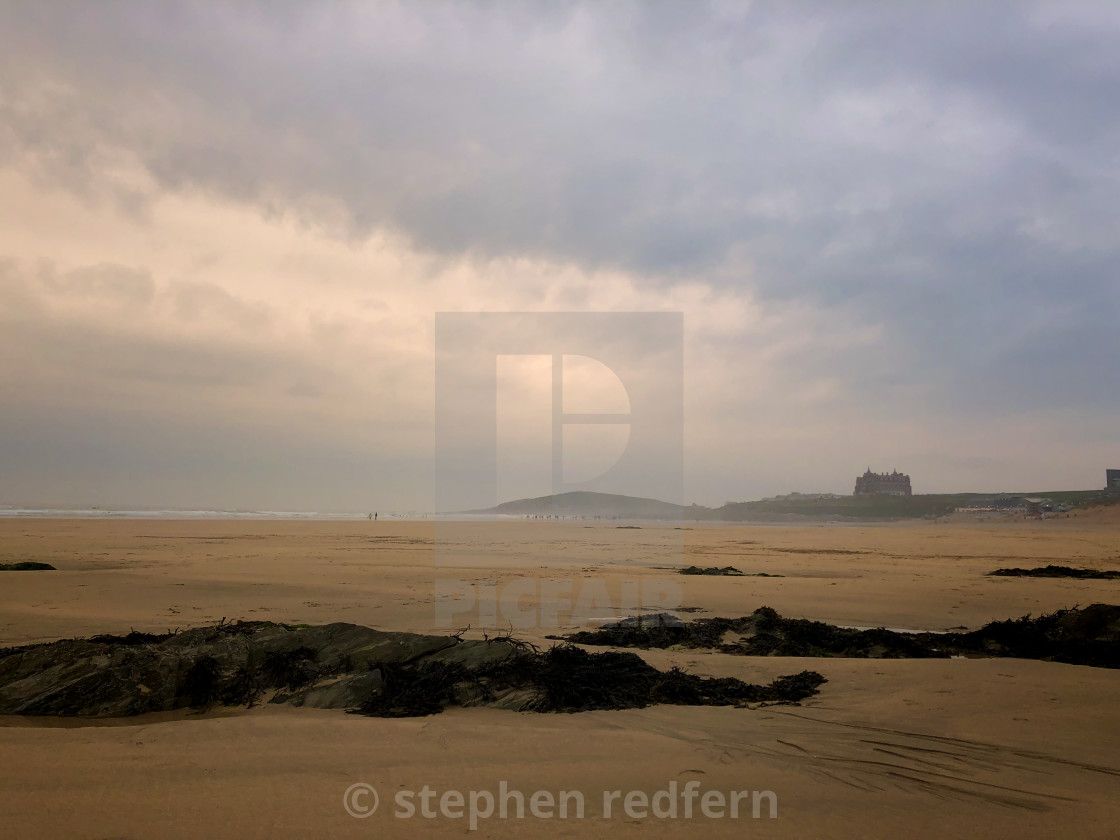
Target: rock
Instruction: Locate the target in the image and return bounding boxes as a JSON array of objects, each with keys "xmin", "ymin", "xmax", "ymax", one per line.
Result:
[
  {"xmin": 680, "ymin": 565, "xmax": 744, "ymax": 576},
  {"xmin": 0, "ymin": 619, "xmax": 827, "ymax": 718},
  {"xmin": 989, "ymin": 565, "xmax": 1120, "ymax": 580},
  {"xmin": 563, "ymin": 604, "xmax": 1120, "ymax": 668},
  {"xmin": 0, "ymin": 621, "xmax": 463, "ymax": 717},
  {"xmin": 604, "ymin": 613, "xmax": 686, "ymax": 629},
  {"xmin": 422, "ymin": 638, "xmax": 520, "ymax": 669},
  {"xmin": 286, "ymin": 671, "xmax": 384, "ymax": 709}
]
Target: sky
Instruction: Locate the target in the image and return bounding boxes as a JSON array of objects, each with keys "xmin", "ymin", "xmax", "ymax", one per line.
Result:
[{"xmin": 1, "ymin": 1, "xmax": 1118, "ymax": 511}]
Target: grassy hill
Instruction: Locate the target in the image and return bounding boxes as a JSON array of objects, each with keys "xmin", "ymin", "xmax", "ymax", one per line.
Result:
[
  {"xmin": 471, "ymin": 488, "xmax": 1119, "ymax": 522},
  {"xmin": 708, "ymin": 494, "xmax": 970, "ymax": 520},
  {"xmin": 707, "ymin": 489, "xmax": 1118, "ymax": 521},
  {"xmin": 471, "ymin": 491, "xmax": 690, "ymax": 519}
]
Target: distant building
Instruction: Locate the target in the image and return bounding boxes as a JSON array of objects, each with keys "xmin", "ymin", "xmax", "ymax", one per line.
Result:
[
  {"xmin": 1022, "ymin": 497, "xmax": 1053, "ymax": 515},
  {"xmin": 1107, "ymin": 469, "xmax": 1120, "ymax": 491},
  {"xmin": 854, "ymin": 468, "xmax": 912, "ymax": 496},
  {"xmin": 972, "ymin": 496, "xmax": 1027, "ymax": 511},
  {"xmin": 959, "ymin": 496, "xmax": 1052, "ymax": 515}
]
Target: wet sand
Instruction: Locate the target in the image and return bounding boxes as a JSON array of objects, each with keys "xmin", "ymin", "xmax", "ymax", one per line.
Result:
[{"xmin": 1, "ymin": 516, "xmax": 1119, "ymax": 838}]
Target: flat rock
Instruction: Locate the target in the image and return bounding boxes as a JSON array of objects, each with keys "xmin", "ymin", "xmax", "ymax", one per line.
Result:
[
  {"xmin": 0, "ymin": 621, "xmax": 465, "ymax": 718},
  {"xmin": 0, "ymin": 620, "xmax": 827, "ymax": 718}
]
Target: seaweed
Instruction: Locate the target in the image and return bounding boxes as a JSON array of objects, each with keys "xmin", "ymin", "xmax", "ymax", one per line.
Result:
[
  {"xmin": 0, "ymin": 619, "xmax": 828, "ymax": 718},
  {"xmin": 958, "ymin": 605, "xmax": 1120, "ymax": 668},
  {"xmin": 562, "ymin": 605, "xmax": 1120, "ymax": 668},
  {"xmin": 351, "ymin": 644, "xmax": 826, "ymax": 717},
  {"xmin": 182, "ymin": 656, "xmax": 223, "ymax": 709},
  {"xmin": 680, "ymin": 565, "xmax": 745, "ymax": 576},
  {"xmin": 355, "ymin": 661, "xmax": 477, "ymax": 718},
  {"xmin": 220, "ymin": 664, "xmax": 265, "ymax": 708},
  {"xmin": 89, "ymin": 629, "xmax": 179, "ymax": 646},
  {"xmin": 260, "ymin": 646, "xmax": 320, "ymax": 690},
  {"xmin": 989, "ymin": 565, "xmax": 1120, "ymax": 580},
  {"xmin": 560, "ymin": 613, "xmax": 732, "ymax": 650}
]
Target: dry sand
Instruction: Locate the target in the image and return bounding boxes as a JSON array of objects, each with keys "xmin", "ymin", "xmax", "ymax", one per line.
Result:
[{"xmin": 2, "ymin": 515, "xmax": 1119, "ymax": 838}]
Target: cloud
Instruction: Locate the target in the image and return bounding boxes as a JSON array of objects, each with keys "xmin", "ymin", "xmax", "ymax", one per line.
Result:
[{"xmin": 0, "ymin": 2, "xmax": 1118, "ymax": 505}]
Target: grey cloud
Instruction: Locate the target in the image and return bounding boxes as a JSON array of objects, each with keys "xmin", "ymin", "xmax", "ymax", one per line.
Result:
[
  {"xmin": 2, "ymin": 262, "xmax": 303, "ymax": 393},
  {"xmin": 1, "ymin": 1, "xmax": 1118, "ymax": 504},
  {"xmin": 4, "ymin": 3, "xmax": 1117, "ymax": 283},
  {"xmin": 0, "ymin": 255, "xmax": 434, "ymax": 507}
]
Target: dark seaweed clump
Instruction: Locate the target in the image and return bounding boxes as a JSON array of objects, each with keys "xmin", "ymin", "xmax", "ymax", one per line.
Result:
[
  {"xmin": 260, "ymin": 646, "xmax": 321, "ymax": 691},
  {"xmin": 88, "ymin": 629, "xmax": 179, "ymax": 646},
  {"xmin": 353, "ymin": 644, "xmax": 825, "ymax": 717},
  {"xmin": 958, "ymin": 606, "xmax": 1120, "ymax": 668},
  {"xmin": 679, "ymin": 565, "xmax": 783, "ymax": 577},
  {"xmin": 0, "ymin": 620, "xmax": 825, "ymax": 719},
  {"xmin": 989, "ymin": 565, "xmax": 1120, "ymax": 580},
  {"xmin": 563, "ymin": 609, "xmax": 940, "ymax": 659},
  {"xmin": 681, "ymin": 565, "xmax": 742, "ymax": 576},
  {"xmin": 561, "ymin": 605, "xmax": 1120, "ymax": 669},
  {"xmin": 509, "ymin": 646, "xmax": 824, "ymax": 712},
  {"xmin": 357, "ymin": 661, "xmax": 475, "ymax": 717}
]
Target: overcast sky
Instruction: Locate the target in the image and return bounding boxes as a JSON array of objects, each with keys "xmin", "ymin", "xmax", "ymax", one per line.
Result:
[{"xmin": 1, "ymin": 1, "xmax": 1118, "ymax": 511}]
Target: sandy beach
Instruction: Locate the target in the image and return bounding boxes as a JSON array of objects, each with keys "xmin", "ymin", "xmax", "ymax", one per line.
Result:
[
  {"xmin": 1, "ymin": 515, "xmax": 1119, "ymax": 838},
  {"xmin": 9, "ymin": 1, "xmax": 1120, "ymax": 835}
]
